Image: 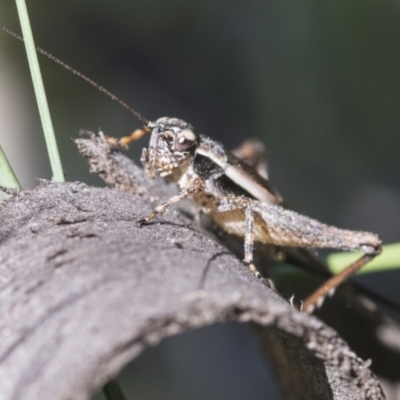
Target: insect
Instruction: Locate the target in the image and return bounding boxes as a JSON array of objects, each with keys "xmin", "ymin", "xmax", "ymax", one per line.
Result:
[
  {"xmin": 1, "ymin": 24, "xmax": 382, "ymax": 313},
  {"xmin": 107, "ymin": 117, "xmax": 381, "ymax": 313}
]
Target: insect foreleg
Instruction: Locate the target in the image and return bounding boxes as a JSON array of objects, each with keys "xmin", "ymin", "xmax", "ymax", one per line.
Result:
[
  {"xmin": 107, "ymin": 126, "xmax": 151, "ymax": 149},
  {"xmin": 139, "ymin": 179, "xmax": 206, "ymax": 225}
]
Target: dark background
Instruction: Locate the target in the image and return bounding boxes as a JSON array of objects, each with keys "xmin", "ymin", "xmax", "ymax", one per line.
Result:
[{"xmin": 1, "ymin": 1, "xmax": 400, "ymax": 399}]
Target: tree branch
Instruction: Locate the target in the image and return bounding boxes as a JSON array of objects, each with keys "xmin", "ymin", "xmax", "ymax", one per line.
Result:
[{"xmin": 0, "ymin": 134, "xmax": 386, "ymax": 399}]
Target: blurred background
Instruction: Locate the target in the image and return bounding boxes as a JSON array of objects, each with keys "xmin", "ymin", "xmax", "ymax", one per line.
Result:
[{"xmin": 1, "ymin": 0, "xmax": 400, "ymax": 399}]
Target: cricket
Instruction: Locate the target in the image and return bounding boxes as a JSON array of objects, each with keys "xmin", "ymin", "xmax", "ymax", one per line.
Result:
[{"xmin": 0, "ymin": 24, "xmax": 382, "ymax": 313}]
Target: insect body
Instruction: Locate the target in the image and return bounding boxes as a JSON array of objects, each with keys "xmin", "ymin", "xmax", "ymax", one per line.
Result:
[{"xmin": 114, "ymin": 117, "xmax": 382, "ymax": 313}]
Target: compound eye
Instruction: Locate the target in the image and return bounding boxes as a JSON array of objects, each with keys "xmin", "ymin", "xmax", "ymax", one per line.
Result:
[{"xmin": 175, "ymin": 129, "xmax": 196, "ymax": 151}]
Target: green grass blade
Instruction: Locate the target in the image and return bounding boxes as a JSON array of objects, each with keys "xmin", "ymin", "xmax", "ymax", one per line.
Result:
[
  {"xmin": 272, "ymin": 243, "xmax": 400, "ymax": 287},
  {"xmin": 15, "ymin": 0, "xmax": 64, "ymax": 182},
  {"xmin": 101, "ymin": 380, "xmax": 126, "ymax": 400},
  {"xmin": 0, "ymin": 144, "xmax": 20, "ymax": 189},
  {"xmin": 92, "ymin": 380, "xmax": 126, "ymax": 400},
  {"xmin": 92, "ymin": 391, "xmax": 108, "ymax": 400},
  {"xmin": 327, "ymin": 242, "xmax": 400, "ymax": 275}
]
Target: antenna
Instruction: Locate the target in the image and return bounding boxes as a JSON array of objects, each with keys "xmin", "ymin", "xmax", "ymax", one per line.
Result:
[{"xmin": 0, "ymin": 23, "xmax": 149, "ymax": 126}]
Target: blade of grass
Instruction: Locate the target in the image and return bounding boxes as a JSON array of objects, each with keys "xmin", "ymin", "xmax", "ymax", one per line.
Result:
[
  {"xmin": 15, "ymin": 0, "xmax": 64, "ymax": 182},
  {"xmin": 92, "ymin": 380, "xmax": 126, "ymax": 400},
  {"xmin": 92, "ymin": 391, "xmax": 108, "ymax": 400},
  {"xmin": 327, "ymin": 242, "xmax": 400, "ymax": 275},
  {"xmin": 272, "ymin": 243, "xmax": 400, "ymax": 285},
  {"xmin": 0, "ymin": 144, "xmax": 20, "ymax": 189},
  {"xmin": 101, "ymin": 380, "xmax": 126, "ymax": 400}
]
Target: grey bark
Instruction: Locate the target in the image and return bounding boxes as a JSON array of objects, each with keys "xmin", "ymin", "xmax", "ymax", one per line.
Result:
[{"xmin": 0, "ymin": 134, "xmax": 388, "ymax": 399}]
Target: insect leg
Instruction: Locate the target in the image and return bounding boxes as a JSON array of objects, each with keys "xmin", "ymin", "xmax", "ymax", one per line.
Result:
[
  {"xmin": 231, "ymin": 139, "xmax": 268, "ymax": 179},
  {"xmin": 106, "ymin": 126, "xmax": 151, "ymax": 149},
  {"xmin": 139, "ymin": 179, "xmax": 206, "ymax": 225},
  {"xmin": 218, "ymin": 197, "xmax": 271, "ymax": 287},
  {"xmin": 303, "ymin": 245, "xmax": 382, "ymax": 313},
  {"xmin": 250, "ymin": 200, "xmax": 382, "ymax": 312}
]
